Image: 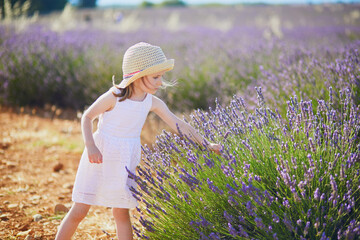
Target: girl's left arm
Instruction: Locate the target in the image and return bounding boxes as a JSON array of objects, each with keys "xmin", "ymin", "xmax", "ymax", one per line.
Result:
[{"xmin": 151, "ymin": 96, "xmax": 221, "ymax": 154}]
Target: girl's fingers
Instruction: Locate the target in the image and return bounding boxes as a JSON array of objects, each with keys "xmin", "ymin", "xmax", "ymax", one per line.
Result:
[
  {"xmin": 89, "ymin": 155, "xmax": 96, "ymax": 163},
  {"xmin": 210, "ymin": 144, "xmax": 222, "ymax": 155},
  {"xmin": 95, "ymin": 155, "xmax": 102, "ymax": 164},
  {"xmin": 89, "ymin": 154, "xmax": 103, "ymax": 164}
]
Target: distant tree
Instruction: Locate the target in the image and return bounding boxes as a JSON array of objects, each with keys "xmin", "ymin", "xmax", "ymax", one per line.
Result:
[
  {"xmin": 160, "ymin": 0, "xmax": 186, "ymax": 7},
  {"xmin": 36, "ymin": 0, "xmax": 68, "ymax": 12},
  {"xmin": 0, "ymin": 0, "xmax": 68, "ymax": 17},
  {"xmin": 140, "ymin": 1, "xmax": 154, "ymax": 8},
  {"xmin": 78, "ymin": 0, "xmax": 96, "ymax": 8}
]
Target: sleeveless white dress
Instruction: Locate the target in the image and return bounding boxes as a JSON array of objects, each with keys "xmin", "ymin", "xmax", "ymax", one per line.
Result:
[{"xmin": 72, "ymin": 87, "xmax": 152, "ymax": 208}]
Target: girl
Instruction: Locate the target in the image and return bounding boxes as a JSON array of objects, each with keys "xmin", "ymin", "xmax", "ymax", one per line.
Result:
[{"xmin": 55, "ymin": 42, "xmax": 221, "ymax": 240}]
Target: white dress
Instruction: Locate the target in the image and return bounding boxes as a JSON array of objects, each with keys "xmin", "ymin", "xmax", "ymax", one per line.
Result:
[{"xmin": 72, "ymin": 87, "xmax": 152, "ymax": 208}]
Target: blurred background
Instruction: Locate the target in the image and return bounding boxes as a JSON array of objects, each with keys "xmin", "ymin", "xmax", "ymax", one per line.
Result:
[{"xmin": 1, "ymin": 0, "xmax": 360, "ymax": 114}]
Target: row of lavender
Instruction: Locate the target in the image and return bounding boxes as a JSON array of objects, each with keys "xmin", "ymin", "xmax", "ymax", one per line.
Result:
[
  {"xmin": 129, "ymin": 87, "xmax": 359, "ymax": 239},
  {"xmin": 0, "ymin": 5, "xmax": 359, "ymax": 113}
]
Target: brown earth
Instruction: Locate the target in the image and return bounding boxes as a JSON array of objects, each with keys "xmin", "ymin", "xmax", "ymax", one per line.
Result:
[{"xmin": 0, "ymin": 106, "xmax": 170, "ymax": 240}]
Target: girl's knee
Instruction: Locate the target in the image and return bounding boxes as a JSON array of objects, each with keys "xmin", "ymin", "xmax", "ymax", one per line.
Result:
[
  {"xmin": 112, "ymin": 208, "xmax": 130, "ymax": 222},
  {"xmin": 68, "ymin": 203, "xmax": 90, "ymax": 222}
]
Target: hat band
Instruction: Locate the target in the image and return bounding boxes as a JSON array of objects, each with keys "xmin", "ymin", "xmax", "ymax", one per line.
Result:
[{"xmin": 123, "ymin": 69, "xmax": 143, "ymax": 79}]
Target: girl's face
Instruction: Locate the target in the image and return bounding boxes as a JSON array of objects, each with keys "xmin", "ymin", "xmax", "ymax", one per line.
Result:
[{"xmin": 135, "ymin": 70, "xmax": 166, "ymax": 94}]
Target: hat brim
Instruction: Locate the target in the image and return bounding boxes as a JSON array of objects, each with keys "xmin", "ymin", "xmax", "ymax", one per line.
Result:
[{"xmin": 118, "ymin": 59, "xmax": 174, "ymax": 88}]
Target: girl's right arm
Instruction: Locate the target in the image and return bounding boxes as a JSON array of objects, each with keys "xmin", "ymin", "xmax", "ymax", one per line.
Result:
[
  {"xmin": 81, "ymin": 89, "xmax": 117, "ymax": 164},
  {"xmin": 151, "ymin": 96, "xmax": 222, "ymax": 155}
]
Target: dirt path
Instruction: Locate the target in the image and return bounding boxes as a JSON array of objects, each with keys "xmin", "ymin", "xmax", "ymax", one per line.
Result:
[{"xmin": 0, "ymin": 108, "xmax": 167, "ymax": 239}]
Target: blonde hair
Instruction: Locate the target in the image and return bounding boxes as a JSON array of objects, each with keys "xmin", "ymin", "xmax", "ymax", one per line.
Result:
[
  {"xmin": 112, "ymin": 84, "xmax": 134, "ymax": 102},
  {"xmin": 112, "ymin": 75, "xmax": 176, "ymax": 102},
  {"xmin": 160, "ymin": 76, "xmax": 177, "ymax": 89}
]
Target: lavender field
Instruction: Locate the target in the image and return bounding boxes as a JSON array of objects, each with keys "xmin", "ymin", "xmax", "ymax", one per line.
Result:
[
  {"xmin": 1, "ymin": 3, "xmax": 360, "ymax": 240},
  {"xmin": 1, "ymin": 4, "xmax": 359, "ymax": 113}
]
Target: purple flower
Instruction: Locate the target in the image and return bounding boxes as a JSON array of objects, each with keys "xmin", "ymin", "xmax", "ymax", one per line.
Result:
[
  {"xmin": 224, "ymin": 211, "xmax": 233, "ymax": 223},
  {"xmin": 307, "ymin": 209, "xmax": 312, "ymax": 218},
  {"xmin": 139, "ymin": 216, "xmax": 155, "ymax": 232},
  {"xmin": 246, "ymin": 201, "xmax": 255, "ymax": 216},
  {"xmin": 320, "ymin": 193, "xmax": 326, "ymax": 201},
  {"xmin": 297, "ymin": 219, "xmax": 303, "ymax": 226},
  {"xmin": 228, "ymin": 196, "xmax": 239, "ymax": 206},
  {"xmin": 314, "ymin": 188, "xmax": 320, "ymax": 201},
  {"xmin": 330, "ymin": 175, "xmax": 338, "ymax": 195},
  {"xmin": 283, "ymin": 215, "xmax": 294, "ymax": 232},
  {"xmin": 228, "ymin": 223, "xmax": 238, "ymax": 236},
  {"xmin": 255, "ymin": 217, "xmax": 265, "ymax": 229},
  {"xmin": 179, "ymin": 170, "xmax": 200, "ymax": 190},
  {"xmin": 238, "ymin": 224, "xmax": 249, "ymax": 238},
  {"xmin": 199, "ymin": 215, "xmax": 211, "ymax": 227},
  {"xmin": 283, "ymin": 198, "xmax": 291, "ymax": 208},
  {"xmin": 304, "ymin": 221, "xmax": 310, "ymax": 236},
  {"xmin": 209, "ymin": 232, "xmax": 220, "ymax": 240},
  {"xmin": 314, "ymin": 218, "xmax": 320, "ymax": 229},
  {"xmin": 199, "ymin": 232, "xmax": 209, "ymax": 240},
  {"xmin": 207, "ymin": 178, "xmax": 223, "ymax": 194},
  {"xmin": 272, "ymin": 212, "xmax": 280, "ymax": 223}
]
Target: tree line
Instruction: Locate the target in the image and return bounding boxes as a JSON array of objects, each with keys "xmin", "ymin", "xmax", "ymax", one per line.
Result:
[
  {"xmin": 0, "ymin": 0, "xmax": 97, "ymax": 17},
  {"xmin": 0, "ymin": 0, "xmax": 187, "ymax": 19},
  {"xmin": 140, "ymin": 0, "xmax": 186, "ymax": 7}
]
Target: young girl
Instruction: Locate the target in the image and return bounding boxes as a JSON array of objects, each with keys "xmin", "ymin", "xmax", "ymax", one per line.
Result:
[{"xmin": 55, "ymin": 42, "xmax": 221, "ymax": 240}]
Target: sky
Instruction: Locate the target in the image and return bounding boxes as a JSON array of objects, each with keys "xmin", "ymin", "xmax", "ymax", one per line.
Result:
[{"xmin": 97, "ymin": 0, "xmax": 360, "ymax": 6}]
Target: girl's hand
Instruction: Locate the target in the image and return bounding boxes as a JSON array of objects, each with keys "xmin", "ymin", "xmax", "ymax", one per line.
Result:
[
  {"xmin": 208, "ymin": 143, "xmax": 222, "ymax": 155},
  {"xmin": 87, "ymin": 145, "xmax": 103, "ymax": 164}
]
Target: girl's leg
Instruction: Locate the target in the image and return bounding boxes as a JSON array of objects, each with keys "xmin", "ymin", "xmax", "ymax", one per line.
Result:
[
  {"xmin": 55, "ymin": 202, "xmax": 91, "ymax": 240},
  {"xmin": 112, "ymin": 208, "xmax": 133, "ymax": 240}
]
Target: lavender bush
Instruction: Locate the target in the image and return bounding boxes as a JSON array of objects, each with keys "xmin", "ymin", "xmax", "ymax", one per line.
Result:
[{"xmin": 129, "ymin": 87, "xmax": 359, "ymax": 239}]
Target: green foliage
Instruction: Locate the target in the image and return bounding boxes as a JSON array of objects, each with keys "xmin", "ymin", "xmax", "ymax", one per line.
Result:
[
  {"xmin": 33, "ymin": 0, "xmax": 68, "ymax": 13},
  {"xmin": 0, "ymin": 0, "xmax": 68, "ymax": 16},
  {"xmin": 78, "ymin": 0, "xmax": 96, "ymax": 8},
  {"xmin": 140, "ymin": 1, "xmax": 155, "ymax": 8},
  {"xmin": 159, "ymin": 0, "xmax": 186, "ymax": 7},
  {"xmin": 139, "ymin": 0, "xmax": 186, "ymax": 8}
]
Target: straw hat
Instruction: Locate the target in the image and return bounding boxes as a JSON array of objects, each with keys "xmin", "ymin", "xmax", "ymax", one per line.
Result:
[{"xmin": 115, "ymin": 42, "xmax": 174, "ymax": 88}]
